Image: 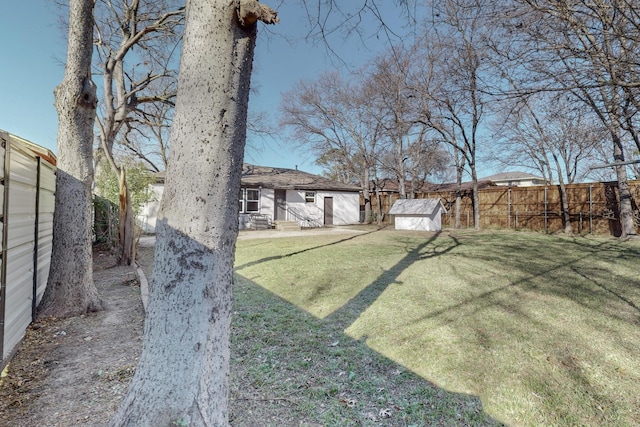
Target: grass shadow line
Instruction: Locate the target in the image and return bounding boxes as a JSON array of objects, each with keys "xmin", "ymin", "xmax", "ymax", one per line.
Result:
[
  {"xmin": 325, "ymin": 231, "xmax": 460, "ymax": 331},
  {"xmin": 234, "ymin": 228, "xmax": 381, "ymax": 271}
]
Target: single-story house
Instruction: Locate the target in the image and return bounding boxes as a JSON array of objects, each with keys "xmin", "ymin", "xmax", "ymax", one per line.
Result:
[
  {"xmin": 137, "ymin": 164, "xmax": 362, "ymax": 232},
  {"xmin": 389, "ymin": 198, "xmax": 447, "ymax": 231},
  {"xmin": 481, "ymin": 171, "xmax": 548, "ymax": 187}
]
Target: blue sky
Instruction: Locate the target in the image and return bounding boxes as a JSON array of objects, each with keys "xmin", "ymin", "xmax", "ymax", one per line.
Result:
[{"xmin": 1, "ymin": 1, "xmax": 420, "ymax": 176}]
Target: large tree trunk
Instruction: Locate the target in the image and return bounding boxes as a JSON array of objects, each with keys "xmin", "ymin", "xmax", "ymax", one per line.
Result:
[
  {"xmin": 362, "ymin": 168, "xmax": 372, "ymax": 224},
  {"xmin": 375, "ymin": 187, "xmax": 383, "ymax": 225},
  {"xmin": 552, "ymin": 153, "xmax": 573, "ymax": 234},
  {"xmin": 612, "ymin": 134, "xmax": 637, "ymax": 237},
  {"xmin": 118, "ymin": 169, "xmax": 136, "ymax": 266},
  {"xmin": 455, "ymin": 164, "xmax": 463, "ymax": 229},
  {"xmin": 38, "ymin": 0, "xmax": 101, "ymax": 318},
  {"xmin": 109, "ymin": 1, "xmax": 277, "ymax": 425},
  {"xmin": 558, "ymin": 179, "xmax": 572, "ymax": 235},
  {"xmin": 470, "ymin": 164, "xmax": 480, "ymax": 231}
]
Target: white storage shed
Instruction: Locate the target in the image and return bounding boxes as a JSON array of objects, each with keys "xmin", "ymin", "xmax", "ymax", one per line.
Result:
[{"xmin": 389, "ymin": 198, "xmax": 447, "ymax": 231}]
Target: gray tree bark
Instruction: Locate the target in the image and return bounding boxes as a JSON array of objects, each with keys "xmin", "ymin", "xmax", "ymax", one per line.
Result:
[
  {"xmin": 109, "ymin": 1, "xmax": 277, "ymax": 425},
  {"xmin": 551, "ymin": 151, "xmax": 573, "ymax": 235},
  {"xmin": 612, "ymin": 132, "xmax": 636, "ymax": 238},
  {"xmin": 470, "ymin": 165, "xmax": 480, "ymax": 231},
  {"xmin": 362, "ymin": 166, "xmax": 372, "ymax": 223},
  {"xmin": 38, "ymin": 0, "xmax": 101, "ymax": 318}
]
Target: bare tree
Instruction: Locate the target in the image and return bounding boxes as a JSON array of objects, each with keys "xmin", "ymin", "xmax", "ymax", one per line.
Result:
[
  {"xmin": 497, "ymin": 0, "xmax": 640, "ymax": 237},
  {"xmin": 38, "ymin": 0, "xmax": 102, "ymax": 318},
  {"xmin": 281, "ymin": 71, "xmax": 384, "ymax": 223},
  {"xmin": 368, "ymin": 47, "xmax": 419, "ymax": 199},
  {"xmin": 93, "ymin": 0, "xmax": 184, "ymax": 265},
  {"xmin": 493, "ymin": 94, "xmax": 603, "ymax": 233},
  {"xmin": 411, "ymin": 0, "xmax": 495, "ymax": 230},
  {"xmin": 120, "ymin": 83, "xmax": 176, "ymax": 172},
  {"xmin": 404, "ymin": 135, "xmax": 451, "ymax": 195},
  {"xmin": 108, "ymin": 1, "xmax": 278, "ymax": 425}
]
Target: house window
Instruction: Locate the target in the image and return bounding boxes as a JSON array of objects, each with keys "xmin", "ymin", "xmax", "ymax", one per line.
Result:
[
  {"xmin": 246, "ymin": 189, "xmax": 260, "ymax": 212},
  {"xmin": 305, "ymin": 191, "xmax": 315, "ymax": 203},
  {"xmin": 239, "ymin": 188, "xmax": 260, "ymax": 213}
]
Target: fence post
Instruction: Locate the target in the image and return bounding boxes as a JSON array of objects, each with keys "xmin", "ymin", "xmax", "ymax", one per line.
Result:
[
  {"xmin": 467, "ymin": 210, "xmax": 470, "ymax": 228},
  {"xmin": 0, "ymin": 135, "xmax": 9, "ymax": 362},
  {"xmin": 544, "ymin": 186, "xmax": 548, "ymax": 234},
  {"xmin": 515, "ymin": 210, "xmax": 518, "ymax": 230},
  {"xmin": 508, "ymin": 188, "xmax": 511, "ymax": 229},
  {"xmin": 589, "ymin": 184, "xmax": 593, "ymax": 234},
  {"xmin": 32, "ymin": 157, "xmax": 41, "ymax": 321},
  {"xmin": 579, "ymin": 211, "xmax": 583, "ymax": 234}
]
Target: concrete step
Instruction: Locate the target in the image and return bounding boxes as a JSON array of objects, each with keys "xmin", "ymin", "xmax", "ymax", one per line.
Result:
[
  {"xmin": 250, "ymin": 217, "xmax": 271, "ymax": 230},
  {"xmin": 274, "ymin": 220, "xmax": 301, "ymax": 231}
]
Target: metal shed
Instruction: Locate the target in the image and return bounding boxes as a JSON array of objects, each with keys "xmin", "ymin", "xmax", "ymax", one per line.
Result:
[
  {"xmin": 0, "ymin": 130, "xmax": 56, "ymax": 367},
  {"xmin": 389, "ymin": 198, "xmax": 447, "ymax": 231}
]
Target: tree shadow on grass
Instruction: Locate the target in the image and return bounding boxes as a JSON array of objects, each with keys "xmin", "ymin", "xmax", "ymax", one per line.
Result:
[
  {"xmin": 235, "ymin": 229, "xmax": 381, "ymax": 271},
  {"xmin": 231, "ymin": 273, "xmax": 505, "ymax": 426},
  {"xmin": 232, "ymin": 230, "xmax": 640, "ymax": 426},
  {"xmin": 382, "ymin": 234, "xmax": 640, "ymax": 426},
  {"xmin": 324, "ymin": 231, "xmax": 460, "ymax": 331},
  {"xmin": 456, "ymin": 235, "xmax": 640, "ymax": 323}
]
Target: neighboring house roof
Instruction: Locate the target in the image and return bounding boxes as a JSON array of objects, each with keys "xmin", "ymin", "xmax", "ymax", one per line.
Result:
[
  {"xmin": 388, "ymin": 198, "xmax": 447, "ymax": 215},
  {"xmin": 368, "ymin": 178, "xmax": 412, "ymax": 193},
  {"xmin": 367, "ymin": 178, "xmax": 495, "ymax": 193},
  {"xmin": 152, "ymin": 165, "xmax": 360, "ymax": 192},
  {"xmin": 241, "ymin": 164, "xmax": 360, "ymax": 192},
  {"xmin": 419, "ymin": 180, "xmax": 494, "ymax": 193},
  {"xmin": 481, "ymin": 171, "xmax": 546, "ymax": 183}
]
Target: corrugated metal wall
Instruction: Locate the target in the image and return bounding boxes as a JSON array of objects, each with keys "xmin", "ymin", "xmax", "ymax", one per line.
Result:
[{"xmin": 0, "ymin": 131, "xmax": 56, "ymax": 364}]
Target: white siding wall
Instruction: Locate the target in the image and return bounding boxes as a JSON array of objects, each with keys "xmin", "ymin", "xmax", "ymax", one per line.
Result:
[
  {"xmin": 138, "ymin": 185, "xmax": 361, "ymax": 231},
  {"xmin": 285, "ymin": 190, "xmax": 323, "ymax": 227},
  {"xmin": 395, "ymin": 213, "xmax": 442, "ymax": 231},
  {"xmin": 284, "ymin": 190, "xmax": 360, "ymax": 227},
  {"xmin": 318, "ymin": 191, "xmax": 360, "ymax": 226},
  {"xmin": 137, "ymin": 183, "xmax": 164, "ymax": 233},
  {"xmin": 260, "ymin": 188, "xmax": 274, "ymax": 218}
]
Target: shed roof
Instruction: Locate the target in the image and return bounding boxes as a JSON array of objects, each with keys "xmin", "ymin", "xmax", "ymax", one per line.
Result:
[{"xmin": 388, "ymin": 198, "xmax": 447, "ymax": 215}]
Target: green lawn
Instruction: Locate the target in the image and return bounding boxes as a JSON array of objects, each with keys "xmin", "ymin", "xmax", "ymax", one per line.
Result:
[{"xmin": 234, "ymin": 227, "xmax": 640, "ymax": 426}]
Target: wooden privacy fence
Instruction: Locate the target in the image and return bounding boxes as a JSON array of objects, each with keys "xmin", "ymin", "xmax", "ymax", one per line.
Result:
[
  {"xmin": 0, "ymin": 131, "xmax": 56, "ymax": 368},
  {"xmin": 366, "ymin": 181, "xmax": 640, "ymax": 236}
]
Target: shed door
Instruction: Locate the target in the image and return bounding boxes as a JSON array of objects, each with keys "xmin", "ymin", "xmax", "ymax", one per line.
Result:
[
  {"xmin": 275, "ymin": 190, "xmax": 286, "ymax": 221},
  {"xmin": 324, "ymin": 197, "xmax": 333, "ymax": 226}
]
